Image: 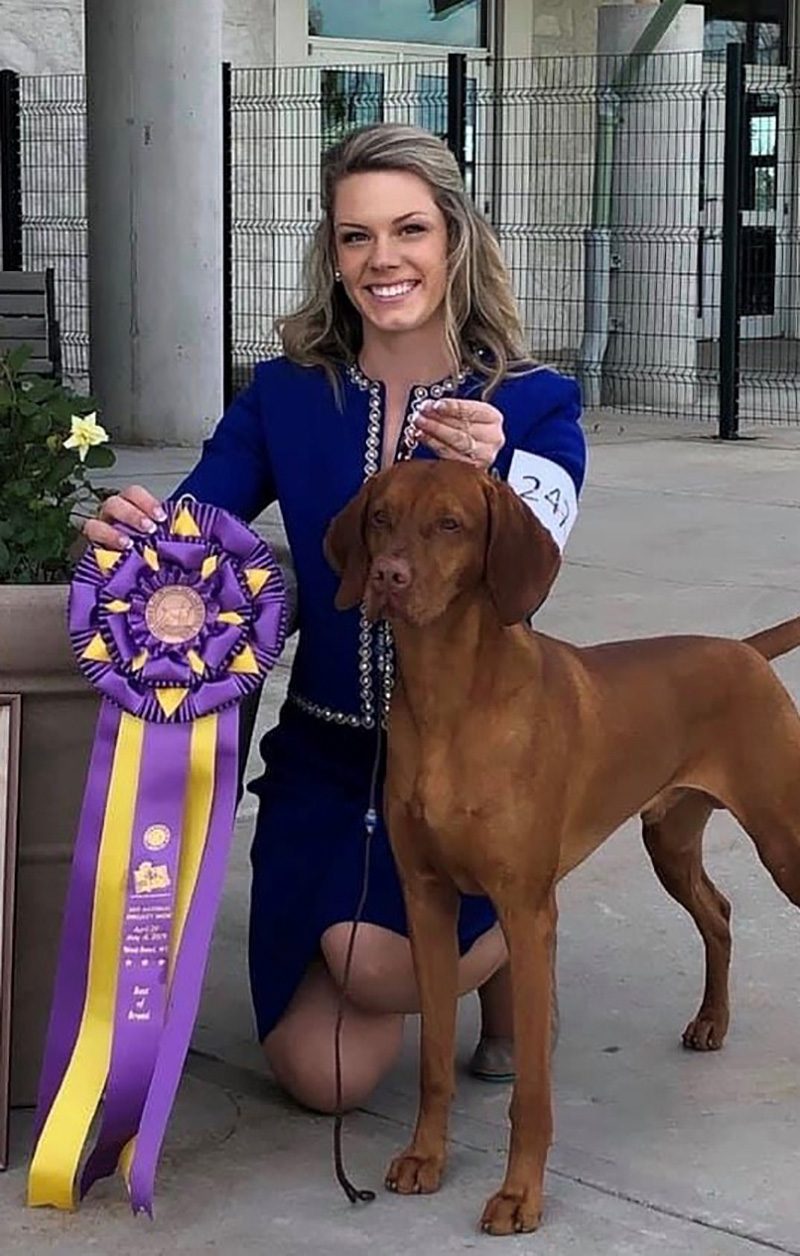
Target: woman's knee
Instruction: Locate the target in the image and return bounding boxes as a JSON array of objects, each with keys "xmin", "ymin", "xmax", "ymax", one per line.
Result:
[
  {"xmin": 262, "ymin": 958, "xmax": 405, "ymax": 1114},
  {"xmin": 321, "ymin": 922, "xmax": 418, "ymax": 1013},
  {"xmin": 264, "ymin": 1029, "xmax": 400, "ymax": 1114},
  {"xmin": 321, "ymin": 920, "xmax": 508, "ymax": 1014}
]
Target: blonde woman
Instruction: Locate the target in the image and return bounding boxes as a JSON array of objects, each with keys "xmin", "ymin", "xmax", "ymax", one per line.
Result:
[{"xmin": 86, "ymin": 123, "xmax": 586, "ymax": 1110}]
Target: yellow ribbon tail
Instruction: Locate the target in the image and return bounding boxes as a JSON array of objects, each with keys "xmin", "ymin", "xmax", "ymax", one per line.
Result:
[
  {"xmin": 27, "ymin": 714, "xmax": 144, "ymax": 1210},
  {"xmin": 116, "ymin": 713, "xmax": 217, "ymax": 1190}
]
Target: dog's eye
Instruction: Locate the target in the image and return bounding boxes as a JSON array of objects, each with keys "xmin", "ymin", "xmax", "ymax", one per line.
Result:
[
  {"xmin": 371, "ymin": 508, "xmax": 391, "ymax": 528},
  {"xmin": 439, "ymin": 516, "xmax": 462, "ymax": 532}
]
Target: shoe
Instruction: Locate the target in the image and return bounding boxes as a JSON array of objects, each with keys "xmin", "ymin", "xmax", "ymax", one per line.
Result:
[
  {"xmin": 468, "ymin": 1035, "xmax": 515, "ymax": 1083},
  {"xmin": 468, "ymin": 992, "xmax": 560, "ymax": 1084}
]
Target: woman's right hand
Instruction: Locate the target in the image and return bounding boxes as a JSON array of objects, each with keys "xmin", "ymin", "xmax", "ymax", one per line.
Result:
[{"xmin": 83, "ymin": 485, "xmax": 167, "ymax": 551}]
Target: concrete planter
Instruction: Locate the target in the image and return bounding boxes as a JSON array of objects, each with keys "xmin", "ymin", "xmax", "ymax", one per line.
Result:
[{"xmin": 0, "ymin": 583, "xmax": 99, "ymax": 1107}]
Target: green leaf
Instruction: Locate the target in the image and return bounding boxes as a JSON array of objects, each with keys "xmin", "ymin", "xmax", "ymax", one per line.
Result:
[
  {"xmin": 46, "ymin": 453, "xmax": 80, "ymax": 484},
  {"xmin": 0, "ymin": 356, "xmax": 112, "ymax": 581},
  {"xmin": 3, "ymin": 344, "xmax": 33, "ymax": 373},
  {"xmin": 83, "ymin": 444, "xmax": 116, "ymax": 470}
]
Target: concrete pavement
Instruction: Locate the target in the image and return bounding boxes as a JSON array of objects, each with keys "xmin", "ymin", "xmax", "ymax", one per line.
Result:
[{"xmin": 3, "ymin": 412, "xmax": 800, "ymax": 1253}]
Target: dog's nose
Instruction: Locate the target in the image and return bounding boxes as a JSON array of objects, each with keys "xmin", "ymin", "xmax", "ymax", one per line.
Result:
[{"xmin": 371, "ymin": 556, "xmax": 411, "ymax": 591}]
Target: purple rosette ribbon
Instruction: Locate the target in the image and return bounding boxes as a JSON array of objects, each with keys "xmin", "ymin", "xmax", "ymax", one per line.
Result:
[{"xmin": 28, "ymin": 498, "xmax": 287, "ymax": 1216}]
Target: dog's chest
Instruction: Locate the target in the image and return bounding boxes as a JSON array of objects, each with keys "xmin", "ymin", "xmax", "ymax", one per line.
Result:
[
  {"xmin": 392, "ymin": 740, "xmax": 500, "ymax": 892},
  {"xmin": 408, "ymin": 765, "xmax": 478, "ymax": 832}
]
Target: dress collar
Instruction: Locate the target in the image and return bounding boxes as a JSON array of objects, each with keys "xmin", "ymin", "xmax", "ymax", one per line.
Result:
[{"xmin": 345, "ymin": 360, "xmax": 467, "ymax": 395}]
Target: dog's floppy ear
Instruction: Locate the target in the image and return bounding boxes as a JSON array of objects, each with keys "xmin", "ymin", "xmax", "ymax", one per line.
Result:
[
  {"xmin": 324, "ymin": 481, "xmax": 373, "ymax": 610},
  {"xmin": 484, "ymin": 478, "xmax": 561, "ymax": 626}
]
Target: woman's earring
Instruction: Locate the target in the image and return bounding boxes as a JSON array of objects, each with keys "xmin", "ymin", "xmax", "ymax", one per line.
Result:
[{"xmin": 334, "ymin": 269, "xmax": 342, "ymax": 282}]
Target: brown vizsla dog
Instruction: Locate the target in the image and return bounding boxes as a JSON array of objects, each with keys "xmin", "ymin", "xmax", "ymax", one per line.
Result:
[{"xmin": 324, "ymin": 458, "xmax": 800, "ymax": 1237}]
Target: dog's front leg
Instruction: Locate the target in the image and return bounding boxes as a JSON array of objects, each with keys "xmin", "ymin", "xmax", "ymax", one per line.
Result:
[
  {"xmin": 385, "ymin": 822, "xmax": 459, "ymax": 1196},
  {"xmin": 480, "ymin": 893, "xmax": 558, "ymax": 1236}
]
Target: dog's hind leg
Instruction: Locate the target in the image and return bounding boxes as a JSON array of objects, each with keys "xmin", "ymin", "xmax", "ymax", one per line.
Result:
[
  {"xmin": 729, "ymin": 791, "xmax": 800, "ymax": 911},
  {"xmin": 718, "ymin": 710, "xmax": 800, "ymax": 910},
  {"xmin": 641, "ymin": 790, "xmax": 732, "ymax": 1051}
]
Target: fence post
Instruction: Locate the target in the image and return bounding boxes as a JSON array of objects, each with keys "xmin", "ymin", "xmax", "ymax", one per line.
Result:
[
  {"xmin": 719, "ymin": 41, "xmax": 745, "ymax": 440},
  {"xmin": 0, "ymin": 69, "xmax": 22, "ymax": 270},
  {"xmin": 446, "ymin": 53, "xmax": 467, "ymax": 179},
  {"xmin": 222, "ymin": 61, "xmax": 233, "ymax": 408}
]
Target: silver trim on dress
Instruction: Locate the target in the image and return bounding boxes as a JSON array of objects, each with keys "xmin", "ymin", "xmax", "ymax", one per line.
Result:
[{"xmin": 288, "ymin": 362, "xmax": 462, "ymax": 730}]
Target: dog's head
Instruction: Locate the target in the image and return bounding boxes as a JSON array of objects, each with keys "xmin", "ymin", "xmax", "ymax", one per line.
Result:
[{"xmin": 324, "ymin": 460, "xmax": 561, "ymax": 627}]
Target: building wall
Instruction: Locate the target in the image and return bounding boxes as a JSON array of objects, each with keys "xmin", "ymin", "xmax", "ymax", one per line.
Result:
[
  {"xmin": 3, "ymin": 1, "xmax": 798, "ymax": 76},
  {"xmin": 506, "ymin": 0, "xmax": 605, "ymax": 59},
  {"xmin": 0, "ymin": 0, "xmax": 291, "ymax": 74},
  {"xmin": 4, "ymin": 1, "xmax": 798, "ymax": 411},
  {"xmin": 1, "ymin": 1, "xmax": 84, "ymax": 74},
  {"xmin": 0, "ymin": 1, "xmax": 619, "ymax": 75}
]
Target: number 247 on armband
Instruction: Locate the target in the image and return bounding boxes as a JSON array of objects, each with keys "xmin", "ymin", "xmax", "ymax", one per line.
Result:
[{"xmin": 517, "ymin": 475, "xmax": 571, "ymax": 531}]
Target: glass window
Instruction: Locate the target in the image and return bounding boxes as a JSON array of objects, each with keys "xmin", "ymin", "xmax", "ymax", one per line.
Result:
[
  {"xmin": 703, "ymin": 18, "xmax": 747, "ymax": 60},
  {"xmin": 703, "ymin": 2, "xmax": 787, "ymax": 65},
  {"xmin": 753, "ymin": 167, "xmax": 776, "ymax": 213},
  {"xmin": 753, "ymin": 22, "xmax": 784, "ymax": 65},
  {"xmin": 417, "ymin": 73, "xmax": 477, "ymax": 197},
  {"xmin": 321, "ymin": 69, "xmax": 384, "ymax": 149},
  {"xmin": 744, "ymin": 94, "xmax": 779, "ymax": 213},
  {"xmin": 750, "ymin": 113, "xmax": 776, "ymax": 159},
  {"xmin": 309, "ymin": 0, "xmax": 486, "ymax": 49}
]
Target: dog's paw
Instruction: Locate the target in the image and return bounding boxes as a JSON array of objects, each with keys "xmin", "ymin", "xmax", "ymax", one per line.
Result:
[
  {"xmin": 682, "ymin": 1009, "xmax": 728, "ymax": 1052},
  {"xmin": 480, "ymin": 1187, "xmax": 543, "ymax": 1236},
  {"xmin": 385, "ymin": 1148, "xmax": 445, "ymax": 1195}
]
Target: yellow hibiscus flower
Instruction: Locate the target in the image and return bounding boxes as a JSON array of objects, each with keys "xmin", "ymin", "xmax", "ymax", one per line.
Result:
[{"xmin": 63, "ymin": 412, "xmax": 110, "ymax": 462}]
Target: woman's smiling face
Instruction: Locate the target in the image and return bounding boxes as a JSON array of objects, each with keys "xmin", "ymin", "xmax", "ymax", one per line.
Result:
[{"xmin": 332, "ymin": 169, "xmax": 450, "ymax": 338}]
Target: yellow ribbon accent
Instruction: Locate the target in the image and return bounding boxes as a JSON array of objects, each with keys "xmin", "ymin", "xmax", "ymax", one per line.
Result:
[
  {"xmin": 186, "ymin": 649, "xmax": 206, "ymax": 677},
  {"xmin": 228, "ymin": 644, "xmax": 260, "ymax": 675},
  {"xmin": 217, "ymin": 611, "xmax": 244, "ymax": 626},
  {"xmin": 172, "ymin": 506, "xmax": 201, "ymax": 538},
  {"xmin": 27, "ymin": 714, "xmax": 144, "ymax": 1210},
  {"xmin": 94, "ymin": 548, "xmax": 122, "ymax": 574},
  {"xmin": 142, "ymin": 546, "xmax": 159, "ymax": 572},
  {"xmin": 82, "ymin": 633, "xmax": 111, "ymax": 664},
  {"xmin": 155, "ymin": 688, "xmax": 188, "ymax": 718},
  {"xmin": 119, "ymin": 714, "xmax": 217, "ymax": 1189},
  {"xmin": 105, "ymin": 599, "xmax": 131, "ymax": 614},
  {"xmin": 131, "ymin": 649, "xmax": 148, "ymax": 672},
  {"xmin": 170, "ymin": 716, "xmax": 216, "ymax": 980},
  {"xmin": 200, "ymin": 555, "xmax": 218, "ymax": 581},
  {"xmin": 244, "ymin": 568, "xmax": 270, "ymax": 596}
]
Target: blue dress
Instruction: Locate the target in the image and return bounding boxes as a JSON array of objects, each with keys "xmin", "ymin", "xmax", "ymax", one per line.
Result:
[{"xmin": 178, "ymin": 357, "xmax": 586, "ymax": 1040}]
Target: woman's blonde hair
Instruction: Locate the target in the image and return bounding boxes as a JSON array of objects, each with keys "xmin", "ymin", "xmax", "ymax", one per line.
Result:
[{"xmin": 278, "ymin": 122, "xmax": 532, "ymax": 398}]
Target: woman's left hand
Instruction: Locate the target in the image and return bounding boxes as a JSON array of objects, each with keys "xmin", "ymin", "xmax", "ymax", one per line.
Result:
[{"xmin": 414, "ymin": 398, "xmax": 505, "ymax": 472}]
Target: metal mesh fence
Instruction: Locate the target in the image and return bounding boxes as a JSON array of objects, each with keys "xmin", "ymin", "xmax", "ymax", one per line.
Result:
[
  {"xmin": 3, "ymin": 51, "xmax": 798, "ymax": 424},
  {"xmin": 229, "ymin": 51, "xmax": 800, "ymax": 427},
  {"xmin": 488, "ymin": 53, "xmax": 706, "ymax": 419},
  {"xmin": 18, "ymin": 73, "xmax": 88, "ymax": 386},
  {"xmin": 701, "ymin": 61, "xmax": 800, "ymax": 426},
  {"xmin": 228, "ymin": 61, "xmax": 482, "ymax": 391}
]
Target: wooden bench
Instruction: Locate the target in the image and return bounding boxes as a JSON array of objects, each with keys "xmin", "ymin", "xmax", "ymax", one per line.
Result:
[{"xmin": 0, "ymin": 269, "xmax": 61, "ymax": 379}]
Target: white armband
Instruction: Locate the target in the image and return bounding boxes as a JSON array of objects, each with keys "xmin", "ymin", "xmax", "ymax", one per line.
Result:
[{"xmin": 507, "ymin": 450, "xmax": 578, "ymax": 552}]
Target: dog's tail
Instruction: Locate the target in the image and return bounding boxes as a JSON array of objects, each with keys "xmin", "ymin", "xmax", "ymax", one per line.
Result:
[{"xmin": 744, "ymin": 616, "xmax": 800, "ymax": 662}]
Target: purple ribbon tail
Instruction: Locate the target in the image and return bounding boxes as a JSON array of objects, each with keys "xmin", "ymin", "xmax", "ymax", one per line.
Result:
[
  {"xmin": 80, "ymin": 722, "xmax": 193, "ymax": 1199},
  {"xmin": 33, "ymin": 702, "xmax": 121, "ymax": 1143},
  {"xmin": 128, "ymin": 708, "xmax": 239, "ymax": 1216}
]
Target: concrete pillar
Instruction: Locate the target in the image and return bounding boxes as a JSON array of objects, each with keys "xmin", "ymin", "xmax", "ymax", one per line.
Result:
[
  {"xmin": 85, "ymin": 0, "xmax": 223, "ymax": 446},
  {"xmin": 598, "ymin": 3, "xmax": 705, "ymax": 415},
  {"xmin": 275, "ymin": 0, "xmax": 307, "ymax": 63},
  {"xmin": 502, "ymin": 0, "xmax": 534, "ymax": 58}
]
